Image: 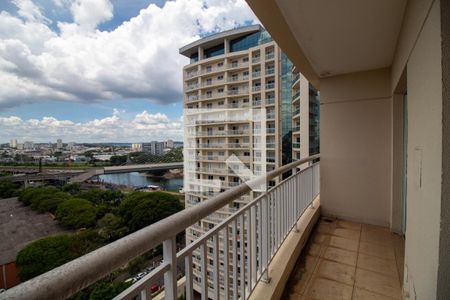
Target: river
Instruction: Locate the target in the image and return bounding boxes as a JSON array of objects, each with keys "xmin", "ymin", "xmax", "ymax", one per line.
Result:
[{"xmin": 98, "ymin": 172, "xmax": 183, "ymax": 191}]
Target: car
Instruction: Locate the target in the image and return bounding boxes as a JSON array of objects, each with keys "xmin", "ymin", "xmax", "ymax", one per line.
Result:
[{"xmin": 150, "ymin": 284, "xmax": 159, "ymax": 293}]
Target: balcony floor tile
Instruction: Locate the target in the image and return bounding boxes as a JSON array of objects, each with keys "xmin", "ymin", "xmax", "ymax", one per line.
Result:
[{"xmin": 282, "ymin": 217, "xmax": 404, "ymax": 300}]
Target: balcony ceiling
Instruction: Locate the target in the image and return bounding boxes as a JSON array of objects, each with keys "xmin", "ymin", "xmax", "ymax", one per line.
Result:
[{"xmin": 247, "ymin": 0, "xmax": 407, "ymax": 84}]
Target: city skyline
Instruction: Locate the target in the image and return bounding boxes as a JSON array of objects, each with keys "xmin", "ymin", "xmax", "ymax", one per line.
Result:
[{"xmin": 0, "ymin": 0, "xmax": 260, "ymax": 142}]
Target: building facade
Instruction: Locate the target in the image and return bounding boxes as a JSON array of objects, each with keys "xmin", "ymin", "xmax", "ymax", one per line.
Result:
[
  {"xmin": 180, "ymin": 25, "xmax": 297, "ymax": 297},
  {"xmin": 291, "ymin": 69, "xmax": 320, "ymax": 166},
  {"xmin": 142, "ymin": 141, "xmax": 164, "ymax": 155}
]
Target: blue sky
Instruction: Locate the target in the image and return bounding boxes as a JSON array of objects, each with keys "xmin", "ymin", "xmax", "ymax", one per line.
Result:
[
  {"xmin": 0, "ymin": 0, "xmax": 181, "ymax": 124},
  {"xmin": 0, "ymin": 0, "xmax": 258, "ymax": 142}
]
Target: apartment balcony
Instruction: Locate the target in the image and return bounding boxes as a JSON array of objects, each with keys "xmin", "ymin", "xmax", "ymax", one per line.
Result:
[
  {"xmin": 227, "ymin": 89, "xmax": 249, "ymax": 96},
  {"xmin": 251, "ymin": 57, "xmax": 260, "ymax": 64},
  {"xmin": 265, "ymin": 83, "xmax": 275, "ymax": 90},
  {"xmin": 252, "ymin": 99, "xmax": 261, "ymax": 106},
  {"xmin": 227, "ymin": 76, "xmax": 249, "ymax": 83},
  {"xmin": 252, "ymin": 71, "xmax": 261, "ymax": 78},
  {"xmin": 252, "ymin": 86, "xmax": 261, "ymax": 92},
  {"xmin": 265, "ymin": 53, "xmax": 275, "ymax": 60},
  {"xmin": 265, "ymin": 97, "xmax": 275, "ymax": 105},
  {"xmin": 201, "ymin": 92, "xmax": 225, "ymax": 100},
  {"xmin": 293, "ymin": 142, "xmax": 300, "ymax": 148},
  {"xmin": 293, "ymin": 108, "xmax": 300, "ymax": 116},
  {"xmin": 228, "ymin": 62, "xmax": 249, "ymax": 69},
  {"xmin": 292, "ymin": 73, "xmax": 300, "ymax": 87},
  {"xmin": 292, "ymin": 91, "xmax": 300, "ymax": 102},
  {"xmin": 292, "ymin": 126, "xmax": 300, "ymax": 133},
  {"xmin": 265, "ymin": 68, "xmax": 275, "ymax": 75},
  {"xmin": 201, "ymin": 66, "xmax": 225, "ymax": 75}
]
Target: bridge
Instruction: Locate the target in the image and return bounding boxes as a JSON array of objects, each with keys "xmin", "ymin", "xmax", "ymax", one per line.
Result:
[
  {"xmin": 0, "ymin": 163, "xmax": 184, "ymax": 184},
  {"xmin": 69, "ymin": 162, "xmax": 184, "ymax": 183}
]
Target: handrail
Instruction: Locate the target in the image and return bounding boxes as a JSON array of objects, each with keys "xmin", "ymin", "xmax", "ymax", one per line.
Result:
[{"xmin": 2, "ymin": 154, "xmax": 320, "ymax": 300}]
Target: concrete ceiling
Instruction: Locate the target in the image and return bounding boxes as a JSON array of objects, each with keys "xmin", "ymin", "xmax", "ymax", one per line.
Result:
[{"xmin": 274, "ymin": 0, "xmax": 407, "ymax": 78}]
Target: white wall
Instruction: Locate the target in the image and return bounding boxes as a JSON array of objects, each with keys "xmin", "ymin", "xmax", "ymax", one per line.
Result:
[
  {"xmin": 320, "ymin": 68, "xmax": 392, "ymax": 226},
  {"xmin": 403, "ymin": 1, "xmax": 443, "ymax": 298}
]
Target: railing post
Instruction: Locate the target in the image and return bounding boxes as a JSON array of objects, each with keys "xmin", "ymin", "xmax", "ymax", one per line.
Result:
[
  {"xmin": 261, "ymin": 194, "xmax": 271, "ymax": 283},
  {"xmin": 163, "ymin": 237, "xmax": 177, "ymax": 299}
]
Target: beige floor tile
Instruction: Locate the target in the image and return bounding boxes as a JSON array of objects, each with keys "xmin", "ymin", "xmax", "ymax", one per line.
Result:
[
  {"xmin": 317, "ymin": 222, "xmax": 335, "ymax": 234},
  {"xmin": 362, "ymin": 224, "xmax": 390, "ymax": 233},
  {"xmin": 307, "ymin": 243, "xmax": 323, "ymax": 257},
  {"xmin": 359, "ymin": 242, "xmax": 396, "ymax": 260},
  {"xmin": 337, "ymin": 219, "xmax": 362, "ymax": 231},
  {"xmin": 353, "ymin": 287, "xmax": 399, "ymax": 300},
  {"xmin": 288, "ymin": 255, "xmax": 319, "ymax": 295},
  {"xmin": 357, "ymin": 253, "xmax": 399, "ymax": 280},
  {"xmin": 313, "ymin": 232, "xmax": 331, "ymax": 245},
  {"xmin": 330, "ymin": 236, "xmax": 359, "ymax": 252},
  {"xmin": 361, "ymin": 230, "xmax": 393, "ymax": 247},
  {"xmin": 322, "ymin": 246, "xmax": 358, "ymax": 266},
  {"xmin": 286, "ymin": 292, "xmax": 302, "ymax": 300},
  {"xmin": 316, "ymin": 259, "xmax": 356, "ymax": 285},
  {"xmin": 333, "ymin": 228, "xmax": 361, "ymax": 241},
  {"xmin": 305, "ymin": 277, "xmax": 353, "ymax": 300},
  {"xmin": 355, "ymin": 268, "xmax": 401, "ymax": 299}
]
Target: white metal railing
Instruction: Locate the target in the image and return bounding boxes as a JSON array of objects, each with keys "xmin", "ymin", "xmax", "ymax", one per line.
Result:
[{"xmin": 3, "ymin": 155, "xmax": 320, "ymax": 300}]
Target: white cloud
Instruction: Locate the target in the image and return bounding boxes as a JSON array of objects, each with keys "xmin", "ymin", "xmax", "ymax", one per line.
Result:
[
  {"xmin": 0, "ymin": 0, "xmax": 259, "ymax": 110},
  {"xmin": 0, "ymin": 110, "xmax": 183, "ymax": 142},
  {"xmin": 11, "ymin": 0, "xmax": 51, "ymax": 24},
  {"xmin": 70, "ymin": 0, "xmax": 113, "ymax": 31}
]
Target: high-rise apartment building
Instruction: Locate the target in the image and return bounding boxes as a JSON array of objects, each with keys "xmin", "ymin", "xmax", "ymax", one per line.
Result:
[
  {"xmin": 56, "ymin": 139, "xmax": 63, "ymax": 149},
  {"xmin": 291, "ymin": 69, "xmax": 320, "ymax": 166},
  {"xmin": 180, "ymin": 24, "xmax": 296, "ymax": 296},
  {"xmin": 9, "ymin": 139, "xmax": 17, "ymax": 148},
  {"xmin": 142, "ymin": 141, "xmax": 164, "ymax": 155}
]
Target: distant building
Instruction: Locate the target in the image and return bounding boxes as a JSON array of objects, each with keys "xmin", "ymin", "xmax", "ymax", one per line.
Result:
[
  {"xmin": 173, "ymin": 141, "xmax": 184, "ymax": 148},
  {"xmin": 17, "ymin": 143, "xmax": 24, "ymax": 150},
  {"xmin": 67, "ymin": 142, "xmax": 75, "ymax": 150},
  {"xmin": 142, "ymin": 141, "xmax": 164, "ymax": 155},
  {"xmin": 165, "ymin": 139, "xmax": 174, "ymax": 149},
  {"xmin": 9, "ymin": 139, "xmax": 17, "ymax": 148},
  {"xmin": 56, "ymin": 139, "xmax": 63, "ymax": 149},
  {"xmin": 131, "ymin": 143, "xmax": 143, "ymax": 152},
  {"xmin": 23, "ymin": 141, "xmax": 34, "ymax": 150}
]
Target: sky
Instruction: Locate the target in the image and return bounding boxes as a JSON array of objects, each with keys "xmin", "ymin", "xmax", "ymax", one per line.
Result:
[{"xmin": 0, "ymin": 0, "xmax": 259, "ymax": 143}]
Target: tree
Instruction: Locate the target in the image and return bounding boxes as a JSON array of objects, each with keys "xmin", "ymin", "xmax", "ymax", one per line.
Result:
[
  {"xmin": 62, "ymin": 183, "xmax": 81, "ymax": 195},
  {"xmin": 118, "ymin": 192, "xmax": 148, "ymax": 224},
  {"xmin": 97, "ymin": 213, "xmax": 128, "ymax": 241},
  {"xmin": 56, "ymin": 198, "xmax": 97, "ymax": 229},
  {"xmin": 19, "ymin": 186, "xmax": 58, "ymax": 206},
  {"xmin": 0, "ymin": 180, "xmax": 19, "ymax": 198},
  {"xmin": 79, "ymin": 189, "xmax": 123, "ymax": 205},
  {"xmin": 125, "ymin": 192, "xmax": 183, "ymax": 232},
  {"xmin": 16, "ymin": 231, "xmax": 103, "ymax": 281},
  {"xmin": 16, "ymin": 234, "xmax": 77, "ymax": 281},
  {"xmin": 109, "ymin": 155, "xmax": 127, "ymax": 166},
  {"xmin": 37, "ymin": 191, "xmax": 71, "ymax": 213},
  {"xmin": 89, "ymin": 281, "xmax": 131, "ymax": 300}
]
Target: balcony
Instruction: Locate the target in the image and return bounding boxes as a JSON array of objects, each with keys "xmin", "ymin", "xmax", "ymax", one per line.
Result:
[
  {"xmin": 292, "ymin": 91, "xmax": 300, "ymax": 101},
  {"xmin": 265, "ymin": 53, "xmax": 275, "ymax": 60},
  {"xmin": 265, "ymin": 83, "xmax": 275, "ymax": 90},
  {"xmin": 292, "ymin": 73, "xmax": 300, "ymax": 85},
  {"xmin": 281, "ymin": 218, "xmax": 404, "ymax": 299},
  {"xmin": 251, "ymin": 57, "xmax": 260, "ymax": 64},
  {"xmin": 293, "ymin": 142, "xmax": 300, "ymax": 148},
  {"xmin": 252, "ymin": 71, "xmax": 261, "ymax": 78},
  {"xmin": 266, "ymin": 97, "xmax": 275, "ymax": 105},
  {"xmin": 252, "ymin": 86, "xmax": 261, "ymax": 92},
  {"xmin": 1, "ymin": 156, "xmax": 320, "ymax": 300},
  {"xmin": 265, "ymin": 68, "xmax": 275, "ymax": 75}
]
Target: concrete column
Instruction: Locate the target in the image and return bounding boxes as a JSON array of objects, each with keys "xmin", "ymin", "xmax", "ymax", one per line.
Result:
[{"xmin": 224, "ymin": 38, "xmax": 229, "ymax": 53}]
